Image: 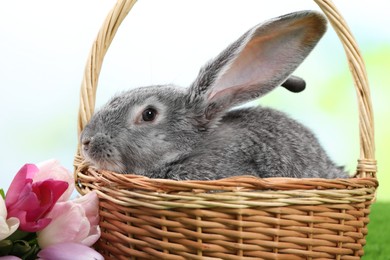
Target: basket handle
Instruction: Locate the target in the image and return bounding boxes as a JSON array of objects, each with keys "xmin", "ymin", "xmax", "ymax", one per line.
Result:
[
  {"xmin": 74, "ymin": 0, "xmax": 137, "ymax": 171},
  {"xmin": 74, "ymin": 0, "xmax": 377, "ymax": 178}
]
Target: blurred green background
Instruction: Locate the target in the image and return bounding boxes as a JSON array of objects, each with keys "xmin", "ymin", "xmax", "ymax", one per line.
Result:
[{"xmin": 0, "ymin": 0, "xmax": 389, "ymax": 257}]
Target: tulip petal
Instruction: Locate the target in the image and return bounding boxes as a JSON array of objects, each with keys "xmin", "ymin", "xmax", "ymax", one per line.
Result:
[
  {"xmin": 0, "ymin": 256, "xmax": 22, "ymax": 260},
  {"xmin": 27, "ymin": 180, "xmax": 69, "ymax": 221},
  {"xmin": 37, "ymin": 191, "xmax": 100, "ymax": 248},
  {"xmin": 35, "ymin": 159, "xmax": 75, "ymax": 202},
  {"xmin": 0, "ymin": 193, "xmax": 19, "ymax": 240},
  {"xmin": 5, "ymin": 164, "xmax": 38, "ymax": 206},
  {"xmin": 72, "ymin": 192, "xmax": 100, "ymax": 226},
  {"xmin": 37, "ymin": 242, "xmax": 103, "ymax": 260},
  {"xmin": 8, "ymin": 184, "xmax": 39, "ymax": 213},
  {"xmin": 37, "ymin": 203, "xmax": 89, "ymax": 248},
  {"xmin": 0, "ymin": 195, "xmax": 7, "ymax": 219},
  {"xmin": 6, "ymin": 177, "xmax": 68, "ymax": 232},
  {"xmin": 0, "ymin": 217, "xmax": 20, "ymax": 240},
  {"xmin": 81, "ymin": 225, "xmax": 101, "ymax": 246},
  {"xmin": 72, "ymin": 192, "xmax": 100, "ymax": 246},
  {"xmin": 22, "ymin": 217, "xmax": 52, "ymax": 233}
]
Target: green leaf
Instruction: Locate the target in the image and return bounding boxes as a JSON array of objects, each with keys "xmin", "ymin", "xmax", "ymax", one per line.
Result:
[
  {"xmin": 0, "ymin": 239, "xmax": 13, "ymax": 256},
  {"xmin": 6, "ymin": 230, "xmax": 32, "ymax": 241},
  {"xmin": 21, "ymin": 244, "xmax": 40, "ymax": 260},
  {"xmin": 11, "ymin": 240, "xmax": 32, "ymax": 256},
  {"xmin": 0, "ymin": 189, "xmax": 5, "ymax": 199},
  {"xmin": 8, "ymin": 240, "xmax": 40, "ymax": 260}
]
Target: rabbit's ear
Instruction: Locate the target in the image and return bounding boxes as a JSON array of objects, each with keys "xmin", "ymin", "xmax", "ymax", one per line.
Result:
[{"xmin": 188, "ymin": 11, "xmax": 326, "ymax": 121}]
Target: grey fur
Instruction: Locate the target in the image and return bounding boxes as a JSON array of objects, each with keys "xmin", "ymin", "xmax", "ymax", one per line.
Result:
[{"xmin": 81, "ymin": 11, "xmax": 348, "ymax": 180}]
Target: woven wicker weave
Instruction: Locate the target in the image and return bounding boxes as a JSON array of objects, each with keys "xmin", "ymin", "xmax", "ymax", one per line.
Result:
[{"xmin": 74, "ymin": 0, "xmax": 378, "ymax": 259}]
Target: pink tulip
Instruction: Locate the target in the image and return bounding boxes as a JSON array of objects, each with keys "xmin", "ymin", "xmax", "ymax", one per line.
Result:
[
  {"xmin": 37, "ymin": 191, "xmax": 100, "ymax": 248},
  {"xmin": 35, "ymin": 159, "xmax": 74, "ymax": 202},
  {"xmin": 5, "ymin": 164, "xmax": 68, "ymax": 232},
  {"xmin": 0, "ymin": 196, "xmax": 19, "ymax": 240},
  {"xmin": 0, "ymin": 257, "xmax": 22, "ymax": 260},
  {"xmin": 37, "ymin": 242, "xmax": 103, "ymax": 260}
]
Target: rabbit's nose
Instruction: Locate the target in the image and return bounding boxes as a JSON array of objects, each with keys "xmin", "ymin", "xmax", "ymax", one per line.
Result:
[{"xmin": 82, "ymin": 138, "xmax": 91, "ymax": 150}]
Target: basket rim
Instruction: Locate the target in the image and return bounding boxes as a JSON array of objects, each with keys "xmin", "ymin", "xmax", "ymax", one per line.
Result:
[
  {"xmin": 76, "ymin": 167, "xmax": 378, "ymax": 193},
  {"xmin": 75, "ymin": 168, "xmax": 378, "ymax": 210},
  {"xmin": 74, "ymin": 0, "xmax": 377, "ymax": 182}
]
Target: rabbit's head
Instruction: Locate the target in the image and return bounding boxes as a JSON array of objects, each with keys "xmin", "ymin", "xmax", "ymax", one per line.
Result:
[{"xmin": 81, "ymin": 11, "xmax": 327, "ymax": 175}]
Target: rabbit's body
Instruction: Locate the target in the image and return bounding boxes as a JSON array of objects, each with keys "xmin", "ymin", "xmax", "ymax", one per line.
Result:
[
  {"xmin": 152, "ymin": 106, "xmax": 346, "ymax": 180},
  {"xmin": 81, "ymin": 11, "xmax": 348, "ymax": 180}
]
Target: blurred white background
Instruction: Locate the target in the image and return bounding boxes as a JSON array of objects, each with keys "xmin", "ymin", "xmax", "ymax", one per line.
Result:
[{"xmin": 1, "ymin": 0, "xmax": 389, "ymax": 199}]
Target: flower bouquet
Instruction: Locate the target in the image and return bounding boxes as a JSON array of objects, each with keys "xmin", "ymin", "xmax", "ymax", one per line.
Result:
[{"xmin": 0, "ymin": 160, "xmax": 102, "ymax": 260}]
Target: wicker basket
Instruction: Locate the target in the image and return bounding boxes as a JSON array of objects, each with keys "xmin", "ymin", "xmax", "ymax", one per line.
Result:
[{"xmin": 74, "ymin": 0, "xmax": 378, "ymax": 259}]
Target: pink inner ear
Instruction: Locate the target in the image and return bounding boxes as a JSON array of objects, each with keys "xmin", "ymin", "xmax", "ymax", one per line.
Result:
[
  {"xmin": 208, "ymin": 28, "xmax": 304, "ymax": 101},
  {"xmin": 207, "ymin": 9, "xmax": 330, "ymax": 104}
]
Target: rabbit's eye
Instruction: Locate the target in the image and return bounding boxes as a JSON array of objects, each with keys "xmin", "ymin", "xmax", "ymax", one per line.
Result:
[{"xmin": 142, "ymin": 108, "xmax": 157, "ymax": 122}]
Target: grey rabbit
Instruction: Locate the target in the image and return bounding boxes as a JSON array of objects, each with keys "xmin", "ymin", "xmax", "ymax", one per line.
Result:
[{"xmin": 81, "ymin": 11, "xmax": 348, "ymax": 180}]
